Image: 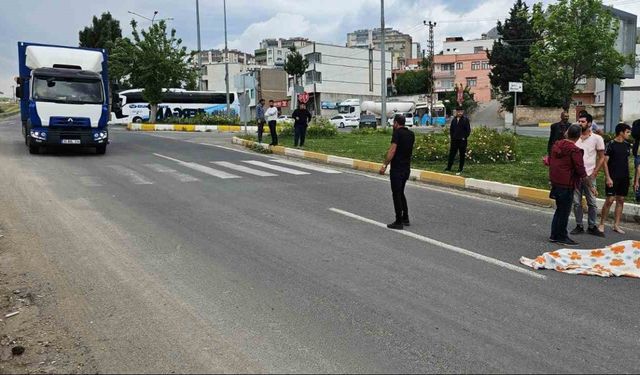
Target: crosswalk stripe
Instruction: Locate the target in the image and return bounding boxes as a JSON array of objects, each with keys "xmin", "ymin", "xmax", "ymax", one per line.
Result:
[
  {"xmin": 211, "ymin": 161, "xmax": 278, "ymax": 177},
  {"xmin": 153, "ymin": 153, "xmax": 240, "ymax": 179},
  {"xmin": 269, "ymin": 159, "xmax": 341, "ymax": 174},
  {"xmin": 108, "ymin": 165, "xmax": 154, "ymax": 185},
  {"xmin": 242, "ymin": 160, "xmax": 310, "ymax": 175},
  {"xmin": 144, "ymin": 164, "xmax": 200, "ymax": 182}
]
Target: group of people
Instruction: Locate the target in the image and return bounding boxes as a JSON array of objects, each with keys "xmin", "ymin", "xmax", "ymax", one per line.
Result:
[
  {"xmin": 548, "ymin": 110, "xmax": 640, "ymax": 246},
  {"xmin": 256, "ymin": 99, "xmax": 312, "ymax": 148}
]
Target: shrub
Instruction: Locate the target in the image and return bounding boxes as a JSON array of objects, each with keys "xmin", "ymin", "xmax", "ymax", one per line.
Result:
[
  {"xmin": 413, "ymin": 127, "xmax": 517, "ymax": 164},
  {"xmin": 236, "ymin": 133, "xmax": 256, "ymax": 141},
  {"xmin": 351, "ymin": 127, "xmax": 392, "ymax": 136},
  {"xmin": 278, "ymin": 118, "xmax": 337, "ymax": 138},
  {"xmin": 155, "ymin": 113, "xmax": 240, "ymax": 125}
]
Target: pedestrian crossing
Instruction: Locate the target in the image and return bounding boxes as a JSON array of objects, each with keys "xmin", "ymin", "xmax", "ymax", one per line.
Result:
[{"xmin": 76, "ymin": 157, "xmax": 342, "ymax": 187}]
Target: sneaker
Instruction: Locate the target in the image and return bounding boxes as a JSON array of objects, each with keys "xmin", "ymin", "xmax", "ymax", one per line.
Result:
[
  {"xmin": 557, "ymin": 238, "xmax": 579, "ymax": 247},
  {"xmin": 587, "ymin": 226, "xmax": 605, "ymax": 237},
  {"xmin": 402, "ymin": 219, "xmax": 410, "ymax": 226},
  {"xmin": 548, "ymin": 237, "xmax": 559, "ymax": 243},
  {"xmin": 387, "ymin": 222, "xmax": 403, "ymax": 230},
  {"xmin": 570, "ymin": 225, "xmax": 584, "ymax": 235}
]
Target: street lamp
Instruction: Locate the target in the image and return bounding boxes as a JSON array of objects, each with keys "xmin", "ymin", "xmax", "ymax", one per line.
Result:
[
  {"xmin": 127, "ymin": 10, "xmax": 174, "ymax": 24},
  {"xmin": 196, "ymin": 0, "xmax": 203, "ymax": 91}
]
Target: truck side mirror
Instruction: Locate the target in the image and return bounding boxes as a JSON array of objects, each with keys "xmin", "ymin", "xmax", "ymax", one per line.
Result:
[{"xmin": 15, "ymin": 86, "xmax": 22, "ymax": 99}]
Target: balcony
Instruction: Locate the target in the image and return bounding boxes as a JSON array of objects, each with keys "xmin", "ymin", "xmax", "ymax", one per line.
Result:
[{"xmin": 434, "ymin": 70, "xmax": 456, "ymax": 79}]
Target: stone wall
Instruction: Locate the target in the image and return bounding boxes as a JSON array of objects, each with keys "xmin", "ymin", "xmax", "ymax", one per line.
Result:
[{"xmin": 501, "ymin": 104, "xmax": 606, "ymax": 125}]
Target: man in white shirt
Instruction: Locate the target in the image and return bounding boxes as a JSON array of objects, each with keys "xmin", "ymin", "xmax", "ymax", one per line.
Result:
[
  {"xmin": 571, "ymin": 112, "xmax": 605, "ymax": 237},
  {"xmin": 264, "ymin": 99, "xmax": 279, "ymax": 146}
]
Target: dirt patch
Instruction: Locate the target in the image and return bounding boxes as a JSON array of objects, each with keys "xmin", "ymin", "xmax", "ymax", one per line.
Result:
[{"xmin": 0, "ymin": 216, "xmax": 96, "ymax": 374}]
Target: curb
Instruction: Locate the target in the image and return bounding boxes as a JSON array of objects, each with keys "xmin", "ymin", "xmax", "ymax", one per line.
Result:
[
  {"xmin": 127, "ymin": 123, "xmax": 278, "ymax": 133},
  {"xmin": 231, "ymin": 136, "xmax": 640, "ymax": 223}
]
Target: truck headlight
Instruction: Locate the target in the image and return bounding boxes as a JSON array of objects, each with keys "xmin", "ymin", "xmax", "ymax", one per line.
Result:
[
  {"xmin": 30, "ymin": 130, "xmax": 46, "ymax": 140},
  {"xmin": 93, "ymin": 131, "xmax": 108, "ymax": 140}
]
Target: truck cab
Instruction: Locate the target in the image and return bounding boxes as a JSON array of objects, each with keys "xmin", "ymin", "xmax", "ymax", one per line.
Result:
[{"xmin": 16, "ymin": 42, "xmax": 110, "ymax": 154}]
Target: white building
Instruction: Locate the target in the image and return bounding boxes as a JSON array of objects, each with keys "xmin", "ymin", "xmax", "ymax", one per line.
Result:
[
  {"xmin": 254, "ymin": 38, "xmax": 312, "ymax": 67},
  {"xmin": 290, "ymin": 43, "xmax": 392, "ymax": 115},
  {"xmin": 442, "ymin": 36, "xmax": 494, "ymax": 55},
  {"xmin": 595, "ymin": 44, "xmax": 640, "ymax": 123},
  {"xmin": 201, "ymin": 62, "xmax": 251, "ymax": 92}
]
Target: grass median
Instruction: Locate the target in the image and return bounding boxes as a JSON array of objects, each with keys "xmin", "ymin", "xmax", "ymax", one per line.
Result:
[{"xmin": 244, "ymin": 129, "xmax": 637, "ymax": 201}]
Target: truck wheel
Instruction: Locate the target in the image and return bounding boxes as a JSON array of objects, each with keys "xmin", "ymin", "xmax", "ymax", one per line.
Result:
[
  {"xmin": 95, "ymin": 145, "xmax": 107, "ymax": 155},
  {"xmin": 29, "ymin": 144, "xmax": 40, "ymax": 154},
  {"xmin": 133, "ymin": 117, "xmax": 143, "ymax": 123}
]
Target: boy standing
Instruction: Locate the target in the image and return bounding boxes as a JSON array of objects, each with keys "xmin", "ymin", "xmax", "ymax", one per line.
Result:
[{"xmin": 599, "ymin": 123, "xmax": 632, "ymax": 234}]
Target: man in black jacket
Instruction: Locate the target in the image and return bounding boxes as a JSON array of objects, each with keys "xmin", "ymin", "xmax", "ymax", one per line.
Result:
[
  {"xmin": 445, "ymin": 106, "xmax": 471, "ymax": 174},
  {"xmin": 547, "ymin": 111, "xmax": 571, "ymax": 155},
  {"xmin": 632, "ymin": 118, "xmax": 640, "ymax": 203},
  {"xmin": 292, "ymin": 103, "xmax": 312, "ymax": 148}
]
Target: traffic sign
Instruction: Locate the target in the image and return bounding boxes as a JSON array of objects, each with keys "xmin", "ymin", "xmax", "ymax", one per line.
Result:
[
  {"xmin": 298, "ymin": 91, "xmax": 309, "ymax": 104},
  {"xmin": 509, "ymin": 82, "xmax": 523, "ymax": 93}
]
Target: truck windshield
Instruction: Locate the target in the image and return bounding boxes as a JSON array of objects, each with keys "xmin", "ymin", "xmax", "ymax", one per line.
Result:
[
  {"xmin": 337, "ymin": 105, "xmax": 354, "ymax": 114},
  {"xmin": 33, "ymin": 76, "xmax": 103, "ymax": 105}
]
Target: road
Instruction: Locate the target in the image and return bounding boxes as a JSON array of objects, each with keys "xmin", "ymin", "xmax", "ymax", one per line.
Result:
[{"xmin": 0, "ymin": 116, "xmax": 639, "ymax": 373}]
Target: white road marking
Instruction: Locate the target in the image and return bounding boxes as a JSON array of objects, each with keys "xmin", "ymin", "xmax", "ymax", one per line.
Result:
[
  {"xmin": 108, "ymin": 165, "xmax": 154, "ymax": 185},
  {"xmin": 242, "ymin": 160, "xmax": 310, "ymax": 175},
  {"xmin": 329, "ymin": 208, "xmax": 547, "ymax": 280},
  {"xmin": 211, "ymin": 161, "xmax": 278, "ymax": 177},
  {"xmin": 198, "ymin": 143, "xmax": 259, "ymax": 155},
  {"xmin": 153, "ymin": 153, "xmax": 240, "ymax": 179},
  {"xmin": 144, "ymin": 163, "xmax": 200, "ymax": 182},
  {"xmin": 79, "ymin": 176, "xmax": 103, "ymax": 187},
  {"xmin": 269, "ymin": 159, "xmax": 341, "ymax": 174}
]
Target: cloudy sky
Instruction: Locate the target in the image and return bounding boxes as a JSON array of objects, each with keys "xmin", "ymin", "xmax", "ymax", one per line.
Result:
[{"xmin": 1, "ymin": 0, "xmax": 638, "ymax": 96}]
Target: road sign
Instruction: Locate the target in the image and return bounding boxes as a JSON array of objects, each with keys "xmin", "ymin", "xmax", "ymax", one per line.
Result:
[
  {"xmin": 509, "ymin": 82, "xmax": 523, "ymax": 93},
  {"xmin": 298, "ymin": 91, "xmax": 309, "ymax": 104}
]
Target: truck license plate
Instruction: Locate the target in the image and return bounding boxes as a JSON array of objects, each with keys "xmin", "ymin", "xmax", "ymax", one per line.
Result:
[{"xmin": 61, "ymin": 139, "xmax": 81, "ymax": 144}]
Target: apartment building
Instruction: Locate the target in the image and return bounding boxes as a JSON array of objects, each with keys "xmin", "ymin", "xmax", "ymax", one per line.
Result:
[
  {"xmin": 254, "ymin": 37, "xmax": 312, "ymax": 67},
  {"xmin": 346, "ymin": 28, "xmax": 412, "ymax": 70}
]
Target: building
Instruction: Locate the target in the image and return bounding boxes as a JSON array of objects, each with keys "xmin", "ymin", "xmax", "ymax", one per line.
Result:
[
  {"xmin": 346, "ymin": 28, "xmax": 412, "ymax": 70},
  {"xmin": 201, "ymin": 62, "xmax": 250, "ymax": 92},
  {"xmin": 595, "ymin": 43, "xmax": 640, "ymax": 122},
  {"xmin": 197, "ymin": 49, "xmax": 255, "ymax": 65},
  {"xmin": 432, "ymin": 35, "xmax": 496, "ymax": 104},
  {"xmin": 254, "ymin": 37, "xmax": 312, "ymax": 67},
  {"xmin": 289, "ymin": 42, "xmax": 392, "ymax": 116},
  {"xmin": 234, "ymin": 68, "xmax": 289, "ymax": 118}
]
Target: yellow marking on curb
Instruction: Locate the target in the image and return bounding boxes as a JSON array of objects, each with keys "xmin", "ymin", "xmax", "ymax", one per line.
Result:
[
  {"xmin": 419, "ymin": 171, "xmax": 466, "ymax": 187},
  {"xmin": 354, "ymin": 160, "xmax": 383, "ymax": 173},
  {"xmin": 518, "ymin": 187, "xmax": 553, "ymax": 206},
  {"xmin": 141, "ymin": 124, "xmax": 156, "ymax": 131},
  {"xmin": 538, "ymin": 122, "xmax": 552, "ymax": 128},
  {"xmin": 304, "ymin": 151, "xmax": 328, "ymax": 163},
  {"xmin": 270, "ymin": 146, "xmax": 286, "ymax": 155}
]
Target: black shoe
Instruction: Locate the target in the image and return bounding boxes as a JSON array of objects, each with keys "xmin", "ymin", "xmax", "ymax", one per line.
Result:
[
  {"xmin": 587, "ymin": 226, "xmax": 605, "ymax": 237},
  {"xmin": 444, "ymin": 168, "xmax": 452, "ymax": 172},
  {"xmin": 557, "ymin": 238, "xmax": 579, "ymax": 247},
  {"xmin": 548, "ymin": 237, "xmax": 559, "ymax": 243},
  {"xmin": 570, "ymin": 225, "xmax": 584, "ymax": 235},
  {"xmin": 402, "ymin": 219, "xmax": 410, "ymax": 226},
  {"xmin": 387, "ymin": 222, "xmax": 403, "ymax": 230}
]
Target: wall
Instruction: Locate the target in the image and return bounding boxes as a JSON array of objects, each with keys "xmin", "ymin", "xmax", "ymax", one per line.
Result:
[
  {"xmin": 510, "ymin": 105, "xmax": 606, "ymax": 125},
  {"xmin": 202, "ymin": 63, "xmax": 246, "ymax": 92}
]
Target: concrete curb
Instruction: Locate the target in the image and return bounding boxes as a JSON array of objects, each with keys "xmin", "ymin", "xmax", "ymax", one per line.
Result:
[
  {"xmin": 232, "ymin": 136, "xmax": 640, "ymax": 223},
  {"xmin": 127, "ymin": 123, "xmax": 278, "ymax": 133}
]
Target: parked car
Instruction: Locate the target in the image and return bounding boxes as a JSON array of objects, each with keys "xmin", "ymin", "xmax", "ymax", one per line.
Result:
[
  {"xmin": 387, "ymin": 112, "xmax": 415, "ymax": 126},
  {"xmin": 329, "ymin": 115, "xmax": 359, "ymax": 128},
  {"xmin": 277, "ymin": 115, "xmax": 294, "ymax": 124},
  {"xmin": 359, "ymin": 114, "xmax": 378, "ymax": 129}
]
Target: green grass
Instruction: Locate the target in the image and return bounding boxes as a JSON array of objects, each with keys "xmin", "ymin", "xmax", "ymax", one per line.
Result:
[
  {"xmin": 270, "ymin": 131, "xmax": 638, "ymax": 200},
  {"xmin": 0, "ymin": 102, "xmax": 19, "ymax": 118}
]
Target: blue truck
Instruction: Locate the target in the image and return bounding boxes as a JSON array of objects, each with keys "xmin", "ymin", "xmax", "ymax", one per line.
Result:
[{"xmin": 16, "ymin": 42, "xmax": 110, "ymax": 154}]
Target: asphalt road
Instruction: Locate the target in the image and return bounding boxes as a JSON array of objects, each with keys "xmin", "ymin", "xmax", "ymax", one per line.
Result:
[{"xmin": 1, "ymin": 117, "xmax": 639, "ymax": 373}]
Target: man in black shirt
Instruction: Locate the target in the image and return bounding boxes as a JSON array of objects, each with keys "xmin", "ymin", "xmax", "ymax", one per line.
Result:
[
  {"xmin": 445, "ymin": 106, "xmax": 471, "ymax": 174},
  {"xmin": 599, "ymin": 123, "xmax": 632, "ymax": 234},
  {"xmin": 632, "ymin": 118, "xmax": 640, "ymax": 203},
  {"xmin": 547, "ymin": 111, "xmax": 571, "ymax": 155},
  {"xmin": 379, "ymin": 114, "xmax": 415, "ymax": 230},
  {"xmin": 292, "ymin": 103, "xmax": 312, "ymax": 148}
]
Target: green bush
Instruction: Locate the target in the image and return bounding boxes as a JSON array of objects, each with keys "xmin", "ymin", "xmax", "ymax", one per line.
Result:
[
  {"xmin": 351, "ymin": 127, "xmax": 392, "ymax": 136},
  {"xmin": 155, "ymin": 113, "xmax": 240, "ymax": 125},
  {"xmin": 414, "ymin": 127, "xmax": 517, "ymax": 164},
  {"xmin": 278, "ymin": 118, "xmax": 337, "ymax": 138},
  {"xmin": 236, "ymin": 133, "xmax": 256, "ymax": 141}
]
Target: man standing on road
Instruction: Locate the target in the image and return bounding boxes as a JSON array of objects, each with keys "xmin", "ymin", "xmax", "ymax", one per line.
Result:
[
  {"xmin": 599, "ymin": 123, "xmax": 633, "ymax": 234},
  {"xmin": 632, "ymin": 118, "xmax": 640, "ymax": 203},
  {"xmin": 547, "ymin": 111, "xmax": 571, "ymax": 156},
  {"xmin": 265, "ymin": 100, "xmax": 279, "ymax": 146},
  {"xmin": 256, "ymin": 99, "xmax": 266, "ymax": 144},
  {"xmin": 292, "ymin": 102, "xmax": 312, "ymax": 149},
  {"xmin": 379, "ymin": 114, "xmax": 415, "ymax": 230},
  {"xmin": 445, "ymin": 106, "xmax": 471, "ymax": 175},
  {"xmin": 571, "ymin": 113, "xmax": 605, "ymax": 237},
  {"xmin": 548, "ymin": 124, "xmax": 587, "ymax": 246}
]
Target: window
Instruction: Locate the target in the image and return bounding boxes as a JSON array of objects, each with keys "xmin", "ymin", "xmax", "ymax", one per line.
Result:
[
  {"xmin": 277, "ymin": 50, "xmax": 282, "ymax": 56},
  {"xmin": 474, "ymin": 46, "xmax": 485, "ymax": 53},
  {"xmin": 441, "ymin": 63, "xmax": 455, "ymax": 71},
  {"xmin": 305, "ymin": 52, "xmax": 322, "ymax": 64},
  {"xmin": 267, "ymin": 49, "xmax": 272, "ymax": 55},
  {"xmin": 442, "ymin": 80, "xmax": 454, "ymax": 89},
  {"xmin": 636, "ymin": 60, "xmax": 640, "ymax": 74},
  {"xmin": 456, "ymin": 62, "xmax": 463, "ymax": 70},
  {"xmin": 481, "ymin": 61, "xmax": 490, "ymax": 70},
  {"xmin": 331, "ymin": 115, "xmax": 343, "ymax": 120},
  {"xmin": 305, "ymin": 70, "xmax": 322, "ymax": 84},
  {"xmin": 577, "ymin": 76, "xmax": 587, "ymax": 84},
  {"xmin": 471, "ymin": 61, "xmax": 481, "ymax": 70},
  {"xmin": 466, "ymin": 77, "xmax": 477, "ymax": 87}
]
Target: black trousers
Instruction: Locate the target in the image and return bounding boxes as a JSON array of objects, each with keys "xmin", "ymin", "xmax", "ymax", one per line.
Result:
[
  {"xmin": 390, "ymin": 169, "xmax": 410, "ymax": 222},
  {"xmin": 257, "ymin": 120, "xmax": 265, "ymax": 143},
  {"xmin": 268, "ymin": 120, "xmax": 278, "ymax": 145},
  {"xmin": 550, "ymin": 186, "xmax": 574, "ymax": 241},
  {"xmin": 447, "ymin": 139, "xmax": 468, "ymax": 171},
  {"xmin": 294, "ymin": 125, "xmax": 307, "ymax": 146}
]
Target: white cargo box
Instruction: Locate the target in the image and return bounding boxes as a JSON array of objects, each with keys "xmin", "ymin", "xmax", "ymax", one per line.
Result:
[{"xmin": 25, "ymin": 45, "xmax": 104, "ymax": 73}]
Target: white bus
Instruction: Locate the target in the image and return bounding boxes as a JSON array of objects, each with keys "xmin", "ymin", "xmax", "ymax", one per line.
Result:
[{"xmin": 111, "ymin": 88, "xmax": 239, "ymax": 123}]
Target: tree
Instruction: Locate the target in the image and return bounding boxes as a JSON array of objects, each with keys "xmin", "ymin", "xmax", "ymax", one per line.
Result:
[
  {"xmin": 526, "ymin": 0, "xmax": 633, "ymax": 110},
  {"xmin": 79, "ymin": 12, "xmax": 122, "ymax": 54},
  {"xmin": 442, "ymin": 85, "xmax": 478, "ymax": 115},
  {"xmin": 488, "ymin": 0, "xmax": 538, "ymax": 111},
  {"xmin": 284, "ymin": 46, "xmax": 309, "ymax": 87},
  {"xmin": 395, "ymin": 70, "xmax": 430, "ymax": 95},
  {"xmin": 110, "ymin": 20, "xmax": 197, "ymax": 123}
]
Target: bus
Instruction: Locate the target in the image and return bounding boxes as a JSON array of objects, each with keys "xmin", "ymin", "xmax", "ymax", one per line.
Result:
[
  {"xmin": 111, "ymin": 88, "xmax": 239, "ymax": 123},
  {"xmin": 415, "ymin": 101, "xmax": 447, "ymax": 126}
]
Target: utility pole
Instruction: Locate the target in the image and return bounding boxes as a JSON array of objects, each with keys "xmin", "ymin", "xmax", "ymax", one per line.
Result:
[
  {"xmin": 424, "ymin": 20, "xmax": 436, "ymax": 125},
  {"xmin": 196, "ymin": 0, "xmax": 202, "ymax": 90},
  {"xmin": 380, "ymin": 0, "xmax": 387, "ymax": 129},
  {"xmin": 223, "ymin": 0, "xmax": 230, "ymax": 115}
]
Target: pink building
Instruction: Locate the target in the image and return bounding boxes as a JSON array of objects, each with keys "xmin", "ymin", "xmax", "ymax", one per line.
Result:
[{"xmin": 433, "ymin": 51, "xmax": 492, "ymax": 103}]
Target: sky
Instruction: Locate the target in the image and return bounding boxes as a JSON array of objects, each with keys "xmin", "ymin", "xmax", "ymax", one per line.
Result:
[{"xmin": 1, "ymin": 0, "xmax": 639, "ymax": 97}]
